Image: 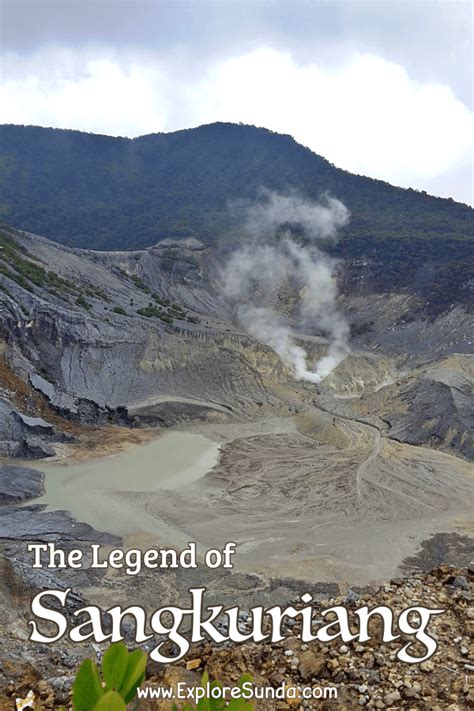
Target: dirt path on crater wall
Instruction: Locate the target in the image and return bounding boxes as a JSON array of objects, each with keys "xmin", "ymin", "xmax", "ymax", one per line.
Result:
[{"xmin": 355, "ymin": 426, "xmax": 381, "ymax": 501}]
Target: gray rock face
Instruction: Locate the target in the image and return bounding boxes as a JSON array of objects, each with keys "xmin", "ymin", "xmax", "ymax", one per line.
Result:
[
  {"xmin": 387, "ymin": 378, "xmax": 474, "ymax": 460},
  {"xmin": 0, "ymin": 229, "xmax": 283, "ymax": 431},
  {"xmin": 154, "ymin": 237, "xmax": 205, "ymax": 250},
  {"xmin": 0, "ymin": 398, "xmax": 70, "ymax": 459},
  {"xmin": 0, "ymin": 462, "xmax": 117, "ymax": 548},
  {"xmin": 0, "ymin": 505, "xmax": 118, "ymax": 543},
  {"xmin": 0, "ymin": 465, "xmax": 44, "ymax": 502},
  {"xmin": 0, "ymin": 225, "xmax": 473, "ymax": 465},
  {"xmin": 14, "ymin": 413, "xmax": 54, "ymax": 431},
  {"xmin": 29, "ymin": 373, "xmax": 78, "ymax": 415}
]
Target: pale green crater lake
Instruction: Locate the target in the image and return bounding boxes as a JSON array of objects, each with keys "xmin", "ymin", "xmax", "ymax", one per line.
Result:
[{"xmin": 32, "ymin": 431, "xmax": 220, "ymax": 543}]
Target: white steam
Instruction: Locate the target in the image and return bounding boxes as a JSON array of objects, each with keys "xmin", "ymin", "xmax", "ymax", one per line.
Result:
[{"xmin": 223, "ymin": 191, "xmax": 350, "ymax": 383}]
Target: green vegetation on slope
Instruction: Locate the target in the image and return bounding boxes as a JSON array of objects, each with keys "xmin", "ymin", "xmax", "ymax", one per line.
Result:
[
  {"xmin": 137, "ymin": 298, "xmax": 187, "ymax": 323},
  {"xmin": 0, "ymin": 122, "xmax": 471, "ymax": 251},
  {"xmin": 0, "ymin": 223, "xmax": 74, "ymax": 296},
  {"xmin": 0, "ymin": 223, "xmax": 114, "ymax": 313}
]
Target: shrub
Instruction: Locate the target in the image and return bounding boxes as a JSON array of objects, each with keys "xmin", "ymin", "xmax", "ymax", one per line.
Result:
[
  {"xmin": 112, "ymin": 306, "xmax": 127, "ymax": 316},
  {"xmin": 76, "ymin": 295, "xmax": 92, "ymax": 311},
  {"xmin": 58, "ymin": 643, "xmax": 254, "ymax": 711},
  {"xmin": 152, "ymin": 292, "xmax": 171, "ymax": 307},
  {"xmin": 137, "ymin": 304, "xmax": 174, "ymax": 323},
  {"xmin": 68, "ymin": 643, "xmax": 147, "ymax": 710},
  {"xmin": 130, "ymin": 274, "xmax": 151, "ymax": 293}
]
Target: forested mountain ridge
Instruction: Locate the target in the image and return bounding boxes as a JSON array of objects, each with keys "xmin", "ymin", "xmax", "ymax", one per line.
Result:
[
  {"xmin": 0, "ymin": 122, "xmax": 472, "ymax": 313},
  {"xmin": 0, "ymin": 122, "xmax": 471, "ymax": 246}
]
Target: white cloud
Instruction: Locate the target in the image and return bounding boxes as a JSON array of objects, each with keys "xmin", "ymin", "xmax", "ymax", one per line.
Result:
[
  {"xmin": 0, "ymin": 51, "xmax": 169, "ymax": 136},
  {"xmin": 189, "ymin": 48, "xmax": 473, "ymax": 192},
  {"xmin": 0, "ymin": 46, "xmax": 472, "ymax": 202}
]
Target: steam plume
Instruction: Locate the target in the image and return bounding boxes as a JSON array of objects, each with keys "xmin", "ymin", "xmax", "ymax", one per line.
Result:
[{"xmin": 223, "ymin": 191, "xmax": 350, "ymax": 383}]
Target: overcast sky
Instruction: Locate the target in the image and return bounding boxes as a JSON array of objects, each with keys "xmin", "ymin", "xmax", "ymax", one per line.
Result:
[{"xmin": 0, "ymin": 0, "xmax": 472, "ymax": 204}]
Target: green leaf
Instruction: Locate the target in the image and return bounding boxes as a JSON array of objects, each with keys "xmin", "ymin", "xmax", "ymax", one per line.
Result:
[
  {"xmin": 196, "ymin": 676, "xmax": 225, "ymax": 711},
  {"xmin": 227, "ymin": 675, "xmax": 254, "ymax": 710},
  {"xmin": 72, "ymin": 658, "xmax": 104, "ymax": 711},
  {"xmin": 102, "ymin": 642, "xmax": 129, "ymax": 692},
  {"xmin": 200, "ymin": 671, "xmax": 209, "ymax": 687},
  {"xmin": 118, "ymin": 648, "xmax": 147, "ymax": 703},
  {"xmin": 238, "ymin": 674, "xmax": 252, "ymax": 686},
  {"xmin": 93, "ymin": 691, "xmax": 127, "ymax": 711},
  {"xmin": 209, "ymin": 682, "xmax": 226, "ymax": 711}
]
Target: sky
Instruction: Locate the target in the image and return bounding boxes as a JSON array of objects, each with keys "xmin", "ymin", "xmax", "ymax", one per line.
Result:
[{"xmin": 0, "ymin": 0, "xmax": 472, "ymax": 204}]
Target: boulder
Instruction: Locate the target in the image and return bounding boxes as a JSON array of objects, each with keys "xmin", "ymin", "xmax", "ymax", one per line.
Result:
[{"xmin": 0, "ymin": 465, "xmax": 44, "ymax": 503}]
